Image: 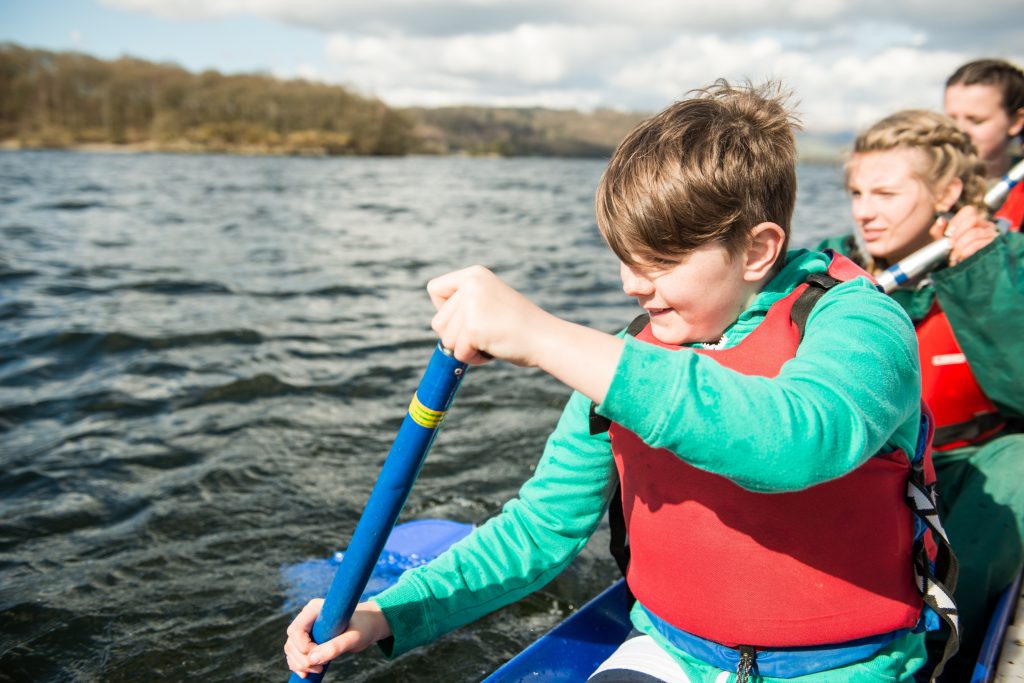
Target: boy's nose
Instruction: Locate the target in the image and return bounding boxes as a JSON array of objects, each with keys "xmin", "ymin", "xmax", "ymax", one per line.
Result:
[{"xmin": 620, "ymin": 263, "xmax": 654, "ymax": 296}]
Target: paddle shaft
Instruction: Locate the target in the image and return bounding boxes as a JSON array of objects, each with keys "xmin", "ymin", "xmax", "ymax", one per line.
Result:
[{"xmin": 288, "ymin": 343, "xmax": 467, "ymax": 683}]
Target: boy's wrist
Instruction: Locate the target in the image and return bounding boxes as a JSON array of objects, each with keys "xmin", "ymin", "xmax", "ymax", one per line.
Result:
[{"xmin": 529, "ymin": 314, "xmax": 624, "ymax": 404}]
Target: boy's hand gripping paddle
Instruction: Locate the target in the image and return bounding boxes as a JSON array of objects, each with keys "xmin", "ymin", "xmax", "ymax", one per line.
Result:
[{"xmin": 287, "ymin": 342, "xmax": 468, "ymax": 683}]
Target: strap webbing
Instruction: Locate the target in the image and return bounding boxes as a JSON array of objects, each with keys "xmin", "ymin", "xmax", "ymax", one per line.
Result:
[
  {"xmin": 790, "ymin": 273, "xmax": 840, "ymax": 339},
  {"xmin": 906, "ymin": 460, "xmax": 961, "ymax": 681}
]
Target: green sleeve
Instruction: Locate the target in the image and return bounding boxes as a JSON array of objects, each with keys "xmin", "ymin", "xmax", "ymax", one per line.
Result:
[
  {"xmin": 932, "ymin": 232, "xmax": 1024, "ymax": 418},
  {"xmin": 372, "ymin": 390, "xmax": 616, "ymax": 656},
  {"xmin": 597, "ymin": 278, "xmax": 922, "ymax": 493}
]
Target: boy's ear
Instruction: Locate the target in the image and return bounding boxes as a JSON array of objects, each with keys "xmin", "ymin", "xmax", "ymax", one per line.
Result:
[{"xmin": 743, "ymin": 222, "xmax": 786, "ymax": 282}]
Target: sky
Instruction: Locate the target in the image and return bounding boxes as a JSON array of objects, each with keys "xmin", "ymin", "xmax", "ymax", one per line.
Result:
[{"xmin": 2, "ymin": 0, "xmax": 1023, "ymax": 133}]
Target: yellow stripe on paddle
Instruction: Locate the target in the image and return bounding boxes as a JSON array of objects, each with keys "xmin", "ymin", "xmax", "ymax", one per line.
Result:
[{"xmin": 408, "ymin": 393, "xmax": 446, "ymax": 428}]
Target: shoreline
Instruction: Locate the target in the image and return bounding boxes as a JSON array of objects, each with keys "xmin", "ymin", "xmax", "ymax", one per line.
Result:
[{"xmin": 0, "ymin": 138, "xmax": 844, "ymax": 164}]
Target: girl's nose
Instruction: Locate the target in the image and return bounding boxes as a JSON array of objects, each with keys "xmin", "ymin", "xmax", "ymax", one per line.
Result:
[{"xmin": 851, "ymin": 196, "xmax": 876, "ymax": 223}]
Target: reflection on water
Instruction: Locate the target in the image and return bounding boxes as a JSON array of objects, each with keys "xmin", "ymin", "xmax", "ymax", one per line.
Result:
[{"xmin": 0, "ymin": 150, "xmax": 849, "ymax": 681}]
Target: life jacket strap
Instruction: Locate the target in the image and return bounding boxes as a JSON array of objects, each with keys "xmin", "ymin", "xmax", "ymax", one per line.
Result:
[
  {"xmin": 906, "ymin": 455, "xmax": 961, "ymax": 682},
  {"xmin": 789, "ymin": 273, "xmax": 840, "ymax": 340},
  {"xmin": 933, "ymin": 412, "xmax": 1007, "ymax": 449}
]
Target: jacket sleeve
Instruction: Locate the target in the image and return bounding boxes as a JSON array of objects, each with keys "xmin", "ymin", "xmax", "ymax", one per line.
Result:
[
  {"xmin": 372, "ymin": 389, "xmax": 617, "ymax": 657},
  {"xmin": 932, "ymin": 232, "xmax": 1024, "ymax": 418},
  {"xmin": 596, "ymin": 278, "xmax": 922, "ymax": 493}
]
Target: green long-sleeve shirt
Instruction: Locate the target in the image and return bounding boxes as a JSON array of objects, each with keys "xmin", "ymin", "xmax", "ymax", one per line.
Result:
[{"xmin": 373, "ymin": 248, "xmax": 922, "ymax": 672}]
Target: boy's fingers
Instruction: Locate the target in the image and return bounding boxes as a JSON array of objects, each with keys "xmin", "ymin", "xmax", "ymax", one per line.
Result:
[
  {"xmin": 427, "ymin": 265, "xmax": 495, "ymax": 310},
  {"xmin": 286, "ymin": 599, "xmax": 324, "ymax": 651},
  {"xmin": 308, "ymin": 630, "xmax": 366, "ymax": 665},
  {"xmin": 284, "ymin": 641, "xmax": 324, "ymax": 675},
  {"xmin": 431, "ymin": 289, "xmax": 461, "ymax": 340},
  {"xmin": 427, "ymin": 267, "xmax": 475, "ymax": 309}
]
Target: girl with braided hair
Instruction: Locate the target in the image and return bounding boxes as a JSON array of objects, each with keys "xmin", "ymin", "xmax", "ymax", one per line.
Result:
[{"xmin": 818, "ymin": 109, "xmax": 1024, "ymax": 680}]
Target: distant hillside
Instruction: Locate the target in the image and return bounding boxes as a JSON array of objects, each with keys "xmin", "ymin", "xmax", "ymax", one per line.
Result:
[
  {"xmin": 0, "ymin": 44, "xmax": 415, "ymax": 155},
  {"xmin": 406, "ymin": 106, "xmax": 849, "ymax": 162},
  {"xmin": 405, "ymin": 106, "xmax": 648, "ymax": 158},
  {"xmin": 0, "ymin": 43, "xmax": 851, "ymax": 161}
]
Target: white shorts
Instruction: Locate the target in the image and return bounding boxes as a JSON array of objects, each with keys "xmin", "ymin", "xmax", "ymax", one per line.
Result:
[{"xmin": 588, "ymin": 631, "xmax": 702, "ymax": 683}]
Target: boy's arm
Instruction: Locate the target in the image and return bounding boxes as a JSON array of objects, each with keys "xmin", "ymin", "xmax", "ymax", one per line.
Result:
[
  {"xmin": 371, "ymin": 390, "xmax": 616, "ymax": 657},
  {"xmin": 597, "ymin": 279, "xmax": 922, "ymax": 493},
  {"xmin": 932, "ymin": 232, "xmax": 1024, "ymax": 418}
]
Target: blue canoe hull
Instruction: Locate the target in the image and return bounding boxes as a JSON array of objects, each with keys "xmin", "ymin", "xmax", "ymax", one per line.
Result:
[{"xmin": 486, "ymin": 572, "xmax": 1024, "ymax": 682}]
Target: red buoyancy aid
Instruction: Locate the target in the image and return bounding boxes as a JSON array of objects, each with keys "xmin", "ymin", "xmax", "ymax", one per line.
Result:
[
  {"xmin": 917, "ymin": 301, "xmax": 1004, "ymax": 449},
  {"xmin": 609, "ymin": 254, "xmax": 926, "ymax": 648},
  {"xmin": 918, "ymin": 182, "xmax": 1017, "ymax": 448},
  {"xmin": 994, "ymin": 180, "xmax": 1024, "ymax": 232}
]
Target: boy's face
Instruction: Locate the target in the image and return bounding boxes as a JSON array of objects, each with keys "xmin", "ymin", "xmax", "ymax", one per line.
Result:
[
  {"xmin": 847, "ymin": 150, "xmax": 943, "ymax": 264},
  {"xmin": 619, "ymin": 244, "xmax": 751, "ymax": 345},
  {"xmin": 944, "ymin": 83, "xmax": 1024, "ymax": 169}
]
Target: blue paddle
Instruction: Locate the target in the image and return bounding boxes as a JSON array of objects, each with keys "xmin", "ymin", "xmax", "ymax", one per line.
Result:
[
  {"xmin": 281, "ymin": 518, "xmax": 474, "ymax": 613},
  {"xmin": 287, "ymin": 342, "xmax": 468, "ymax": 683}
]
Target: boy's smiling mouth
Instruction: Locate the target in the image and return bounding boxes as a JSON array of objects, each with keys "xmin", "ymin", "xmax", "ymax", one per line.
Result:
[{"xmin": 646, "ymin": 307, "xmax": 671, "ymax": 317}]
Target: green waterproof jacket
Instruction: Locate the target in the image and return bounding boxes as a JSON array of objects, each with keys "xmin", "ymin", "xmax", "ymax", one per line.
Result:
[
  {"xmin": 371, "ymin": 249, "xmax": 928, "ymax": 681},
  {"xmin": 816, "ymin": 232, "xmax": 1024, "ymax": 421}
]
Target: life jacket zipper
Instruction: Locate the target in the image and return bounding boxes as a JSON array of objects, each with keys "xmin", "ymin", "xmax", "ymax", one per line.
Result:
[{"xmin": 736, "ymin": 645, "xmax": 756, "ymax": 683}]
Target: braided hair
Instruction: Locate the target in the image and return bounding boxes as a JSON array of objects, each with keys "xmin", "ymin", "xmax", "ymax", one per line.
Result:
[
  {"xmin": 849, "ymin": 109, "xmax": 988, "ymax": 213},
  {"xmin": 844, "ymin": 110, "xmax": 988, "ymax": 271}
]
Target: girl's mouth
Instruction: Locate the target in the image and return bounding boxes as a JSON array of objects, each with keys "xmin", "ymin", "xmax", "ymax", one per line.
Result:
[{"xmin": 647, "ymin": 308, "xmax": 671, "ymax": 317}]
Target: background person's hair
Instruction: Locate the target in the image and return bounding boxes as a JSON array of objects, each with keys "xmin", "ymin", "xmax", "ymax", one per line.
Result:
[
  {"xmin": 596, "ymin": 80, "xmax": 800, "ymax": 266},
  {"xmin": 946, "ymin": 58, "xmax": 1024, "ymax": 142},
  {"xmin": 849, "ymin": 109, "xmax": 988, "ymax": 213}
]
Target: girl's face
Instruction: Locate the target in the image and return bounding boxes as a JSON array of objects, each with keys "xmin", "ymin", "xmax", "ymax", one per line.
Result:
[
  {"xmin": 944, "ymin": 83, "xmax": 1024, "ymax": 173},
  {"xmin": 847, "ymin": 149, "xmax": 956, "ymax": 264}
]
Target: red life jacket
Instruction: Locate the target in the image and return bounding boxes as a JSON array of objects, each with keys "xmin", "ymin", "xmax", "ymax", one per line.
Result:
[
  {"xmin": 917, "ymin": 301, "xmax": 1004, "ymax": 449},
  {"xmin": 609, "ymin": 254, "xmax": 927, "ymax": 648},
  {"xmin": 994, "ymin": 180, "xmax": 1024, "ymax": 232},
  {"xmin": 922, "ymin": 176, "xmax": 1017, "ymax": 445}
]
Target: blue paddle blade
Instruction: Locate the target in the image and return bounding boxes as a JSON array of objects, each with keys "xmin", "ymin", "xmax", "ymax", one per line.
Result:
[{"xmin": 281, "ymin": 519, "xmax": 474, "ymax": 611}]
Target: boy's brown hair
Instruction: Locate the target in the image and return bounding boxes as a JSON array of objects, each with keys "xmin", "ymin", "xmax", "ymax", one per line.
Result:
[
  {"xmin": 596, "ymin": 80, "xmax": 800, "ymax": 267},
  {"xmin": 946, "ymin": 58, "xmax": 1024, "ymax": 125}
]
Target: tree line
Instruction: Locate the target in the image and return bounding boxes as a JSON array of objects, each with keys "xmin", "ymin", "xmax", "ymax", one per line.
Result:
[{"xmin": 0, "ymin": 44, "xmax": 647, "ymax": 158}]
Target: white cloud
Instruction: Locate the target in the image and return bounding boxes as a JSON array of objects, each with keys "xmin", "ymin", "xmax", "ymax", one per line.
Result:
[
  {"xmin": 326, "ymin": 23, "xmax": 634, "ymax": 98},
  {"xmin": 99, "ymin": 0, "xmax": 1024, "ymax": 131}
]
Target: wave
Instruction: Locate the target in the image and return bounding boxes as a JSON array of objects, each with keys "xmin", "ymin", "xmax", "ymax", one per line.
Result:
[
  {"xmin": 2, "ymin": 328, "xmax": 265, "ymax": 360},
  {"xmin": 35, "ymin": 199, "xmax": 107, "ymax": 211}
]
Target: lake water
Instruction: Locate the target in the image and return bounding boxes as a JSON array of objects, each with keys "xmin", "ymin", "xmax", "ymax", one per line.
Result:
[{"xmin": 0, "ymin": 151, "xmax": 852, "ymax": 682}]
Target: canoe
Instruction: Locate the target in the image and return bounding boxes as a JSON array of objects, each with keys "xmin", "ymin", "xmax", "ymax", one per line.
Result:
[
  {"xmin": 284, "ymin": 521, "xmax": 1023, "ymax": 681},
  {"xmin": 484, "ymin": 571, "xmax": 1024, "ymax": 682}
]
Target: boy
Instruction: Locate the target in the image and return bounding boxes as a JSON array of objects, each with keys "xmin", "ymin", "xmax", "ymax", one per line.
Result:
[{"xmin": 286, "ymin": 81, "xmax": 940, "ymax": 682}]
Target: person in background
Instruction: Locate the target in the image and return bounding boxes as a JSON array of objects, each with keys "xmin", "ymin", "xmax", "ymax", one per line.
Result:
[
  {"xmin": 944, "ymin": 58, "xmax": 1024, "ymax": 229},
  {"xmin": 817, "ymin": 109, "xmax": 1024, "ymax": 680},
  {"xmin": 285, "ymin": 81, "xmax": 948, "ymax": 683}
]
